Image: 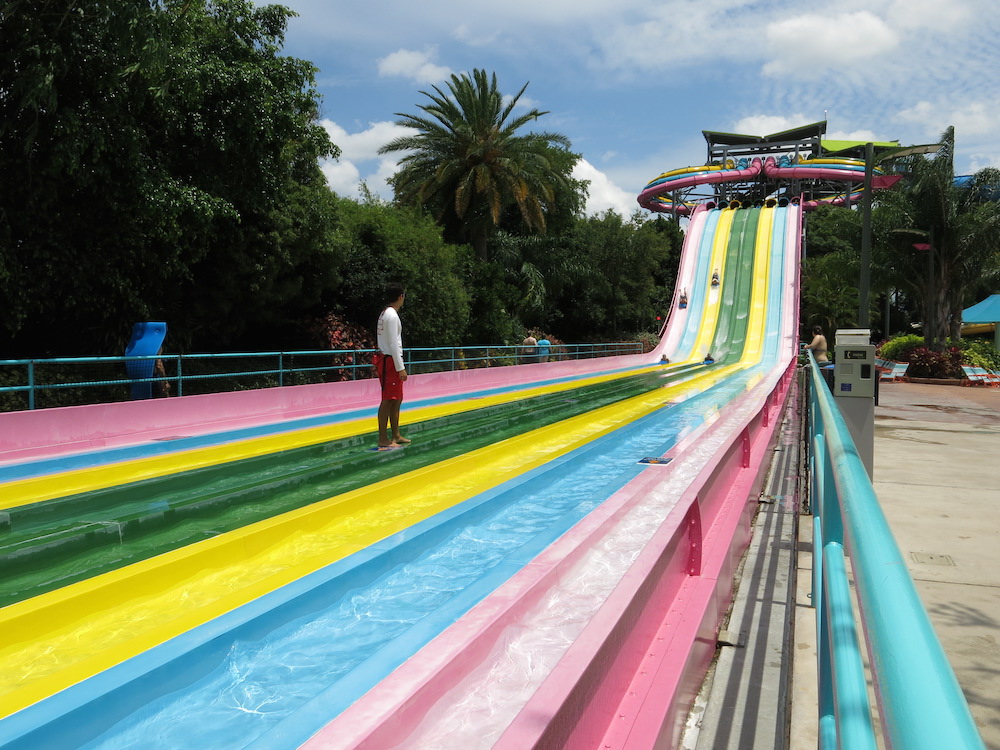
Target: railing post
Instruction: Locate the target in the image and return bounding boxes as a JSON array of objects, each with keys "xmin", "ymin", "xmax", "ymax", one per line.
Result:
[
  {"xmin": 278, "ymin": 352, "xmax": 284, "ymax": 388},
  {"xmin": 28, "ymin": 360, "xmax": 36, "ymax": 410},
  {"xmin": 177, "ymin": 355, "xmax": 184, "ymax": 397}
]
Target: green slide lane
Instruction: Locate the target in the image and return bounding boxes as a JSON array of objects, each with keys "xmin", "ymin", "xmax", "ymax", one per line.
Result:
[
  {"xmin": 711, "ymin": 206, "xmax": 760, "ymax": 364},
  {"xmin": 0, "ymin": 365, "xmax": 700, "ymax": 607}
]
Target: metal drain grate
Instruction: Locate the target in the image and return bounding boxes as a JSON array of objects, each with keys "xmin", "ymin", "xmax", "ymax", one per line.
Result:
[{"xmin": 910, "ymin": 551, "xmax": 955, "ymax": 566}]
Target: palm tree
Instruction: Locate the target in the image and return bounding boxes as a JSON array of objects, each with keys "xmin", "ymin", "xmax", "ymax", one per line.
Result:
[
  {"xmin": 379, "ymin": 69, "xmax": 573, "ymax": 261},
  {"xmin": 875, "ymin": 127, "xmax": 1000, "ymax": 349}
]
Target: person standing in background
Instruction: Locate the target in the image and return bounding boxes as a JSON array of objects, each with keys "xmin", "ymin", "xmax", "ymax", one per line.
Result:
[
  {"xmin": 374, "ymin": 282, "xmax": 409, "ymax": 448},
  {"xmin": 521, "ymin": 333, "xmax": 537, "ymax": 363},
  {"xmin": 537, "ymin": 336, "xmax": 551, "ymax": 363},
  {"xmin": 805, "ymin": 325, "xmax": 829, "ymax": 362}
]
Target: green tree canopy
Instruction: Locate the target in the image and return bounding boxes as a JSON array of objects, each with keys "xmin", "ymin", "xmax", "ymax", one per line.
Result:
[
  {"xmin": 379, "ymin": 69, "xmax": 575, "ymax": 261},
  {"xmin": 554, "ymin": 211, "xmax": 681, "ymax": 341},
  {"xmin": 801, "ymin": 204, "xmax": 864, "ymax": 336},
  {"xmin": 874, "ymin": 127, "xmax": 1000, "ymax": 349},
  {"xmin": 0, "ymin": 0, "xmax": 339, "ymax": 355},
  {"xmin": 328, "ymin": 193, "xmax": 471, "ymax": 348}
]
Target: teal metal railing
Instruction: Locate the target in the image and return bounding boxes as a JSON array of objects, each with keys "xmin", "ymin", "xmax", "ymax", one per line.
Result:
[
  {"xmin": 806, "ymin": 352, "xmax": 984, "ymax": 749},
  {"xmin": 0, "ymin": 342, "xmax": 643, "ymax": 412}
]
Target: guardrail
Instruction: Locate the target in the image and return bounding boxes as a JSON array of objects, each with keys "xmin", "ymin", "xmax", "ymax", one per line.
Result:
[
  {"xmin": 0, "ymin": 342, "xmax": 643, "ymax": 412},
  {"xmin": 805, "ymin": 352, "xmax": 984, "ymax": 749}
]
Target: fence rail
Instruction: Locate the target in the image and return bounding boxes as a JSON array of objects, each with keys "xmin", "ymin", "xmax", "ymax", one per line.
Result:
[
  {"xmin": 0, "ymin": 342, "xmax": 643, "ymax": 412},
  {"xmin": 805, "ymin": 352, "xmax": 984, "ymax": 749}
]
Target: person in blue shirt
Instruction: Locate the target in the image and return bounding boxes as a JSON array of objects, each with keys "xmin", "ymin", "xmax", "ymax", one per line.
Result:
[{"xmin": 537, "ymin": 337, "xmax": 551, "ymax": 363}]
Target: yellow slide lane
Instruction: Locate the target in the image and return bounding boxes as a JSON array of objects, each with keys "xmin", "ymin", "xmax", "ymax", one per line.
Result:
[
  {"xmin": 0, "ymin": 364, "xmax": 665, "ymax": 511},
  {"xmin": 742, "ymin": 206, "xmax": 775, "ymax": 363},
  {"xmin": 0, "ymin": 365, "xmax": 732, "ymax": 719},
  {"xmin": 690, "ymin": 207, "xmax": 735, "ymax": 359}
]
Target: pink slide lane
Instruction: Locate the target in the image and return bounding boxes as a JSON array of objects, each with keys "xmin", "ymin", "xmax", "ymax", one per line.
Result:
[
  {"xmin": 299, "ymin": 360, "xmax": 796, "ymax": 750},
  {"xmin": 0, "ymin": 349, "xmax": 657, "ymax": 466},
  {"xmin": 659, "ymin": 203, "xmax": 710, "ymax": 354}
]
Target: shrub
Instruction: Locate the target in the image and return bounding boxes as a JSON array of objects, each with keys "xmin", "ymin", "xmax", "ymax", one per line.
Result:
[
  {"xmin": 631, "ymin": 331, "xmax": 660, "ymax": 354},
  {"xmin": 906, "ymin": 346, "xmax": 964, "ymax": 379},
  {"xmin": 958, "ymin": 339, "xmax": 1000, "ymax": 370},
  {"xmin": 877, "ymin": 334, "xmax": 924, "ymax": 362}
]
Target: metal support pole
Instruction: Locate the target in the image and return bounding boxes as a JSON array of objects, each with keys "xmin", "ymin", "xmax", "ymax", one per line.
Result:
[
  {"xmin": 859, "ymin": 142, "xmax": 874, "ymax": 329},
  {"xmin": 929, "ymin": 227, "xmax": 936, "ymax": 349}
]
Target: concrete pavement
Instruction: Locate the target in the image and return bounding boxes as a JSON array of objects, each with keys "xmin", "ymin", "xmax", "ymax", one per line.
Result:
[
  {"xmin": 870, "ymin": 381, "xmax": 1000, "ymax": 748},
  {"xmin": 791, "ymin": 380, "xmax": 1000, "ymax": 750}
]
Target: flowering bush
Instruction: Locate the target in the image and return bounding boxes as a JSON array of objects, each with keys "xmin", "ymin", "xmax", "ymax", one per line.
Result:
[{"xmin": 309, "ymin": 313, "xmax": 375, "ymax": 381}]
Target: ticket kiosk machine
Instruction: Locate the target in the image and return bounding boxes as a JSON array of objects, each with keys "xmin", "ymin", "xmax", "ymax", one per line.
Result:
[{"xmin": 833, "ymin": 328, "xmax": 875, "ymax": 478}]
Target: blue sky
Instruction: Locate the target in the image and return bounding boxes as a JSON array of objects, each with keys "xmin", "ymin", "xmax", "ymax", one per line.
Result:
[{"xmin": 272, "ymin": 0, "xmax": 1000, "ymax": 216}]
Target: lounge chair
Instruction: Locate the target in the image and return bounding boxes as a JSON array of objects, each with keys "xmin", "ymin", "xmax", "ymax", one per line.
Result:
[{"xmin": 880, "ymin": 361, "xmax": 909, "ymax": 382}]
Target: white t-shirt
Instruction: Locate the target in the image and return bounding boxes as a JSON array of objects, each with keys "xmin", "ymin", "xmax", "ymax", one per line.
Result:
[{"xmin": 377, "ymin": 306, "xmax": 404, "ymax": 372}]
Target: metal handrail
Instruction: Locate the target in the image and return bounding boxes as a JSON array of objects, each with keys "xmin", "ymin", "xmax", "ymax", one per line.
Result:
[
  {"xmin": 0, "ymin": 342, "xmax": 644, "ymax": 411},
  {"xmin": 805, "ymin": 352, "xmax": 984, "ymax": 749}
]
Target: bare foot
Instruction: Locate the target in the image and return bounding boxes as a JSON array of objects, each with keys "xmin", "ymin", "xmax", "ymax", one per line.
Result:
[{"xmin": 393, "ymin": 436, "xmax": 411, "ymax": 444}]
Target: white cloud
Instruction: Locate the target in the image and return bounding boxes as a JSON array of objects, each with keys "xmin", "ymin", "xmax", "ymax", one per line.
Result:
[
  {"xmin": 318, "ymin": 119, "xmax": 416, "ymax": 199},
  {"xmin": 763, "ymin": 12, "xmax": 898, "ymax": 77},
  {"xmin": 320, "ymin": 158, "xmax": 362, "ymax": 197},
  {"xmin": 572, "ymin": 159, "xmax": 638, "ymax": 217},
  {"xmin": 593, "ymin": 2, "xmax": 756, "ymax": 72},
  {"xmin": 886, "ymin": 0, "xmax": 971, "ymax": 31},
  {"xmin": 377, "ymin": 48, "xmax": 452, "ymax": 84},
  {"xmin": 731, "ymin": 114, "xmax": 811, "ymax": 137},
  {"xmin": 898, "ymin": 99, "xmax": 1000, "ymax": 139},
  {"xmin": 826, "ymin": 128, "xmax": 881, "ymax": 142},
  {"xmin": 321, "ymin": 119, "xmax": 414, "ymax": 161},
  {"xmin": 503, "ymin": 93, "xmax": 539, "ymax": 110},
  {"xmin": 968, "ymin": 153, "xmax": 1000, "ymax": 172}
]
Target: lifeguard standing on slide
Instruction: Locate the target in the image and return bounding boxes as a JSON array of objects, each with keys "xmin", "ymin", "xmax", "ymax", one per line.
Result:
[{"xmin": 374, "ymin": 282, "xmax": 410, "ymax": 449}]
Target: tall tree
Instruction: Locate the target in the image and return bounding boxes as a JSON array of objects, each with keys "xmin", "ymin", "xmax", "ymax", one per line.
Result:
[
  {"xmin": 0, "ymin": 0, "xmax": 339, "ymax": 355},
  {"xmin": 554, "ymin": 211, "xmax": 680, "ymax": 341},
  {"xmin": 379, "ymin": 69, "xmax": 573, "ymax": 261},
  {"xmin": 801, "ymin": 204, "xmax": 865, "ymax": 336},
  {"xmin": 327, "ymin": 192, "xmax": 471, "ymax": 348},
  {"xmin": 874, "ymin": 127, "xmax": 1000, "ymax": 349}
]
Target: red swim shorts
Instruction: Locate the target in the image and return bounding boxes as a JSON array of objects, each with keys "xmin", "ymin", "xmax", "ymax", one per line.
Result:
[{"xmin": 373, "ymin": 352, "xmax": 404, "ymax": 401}]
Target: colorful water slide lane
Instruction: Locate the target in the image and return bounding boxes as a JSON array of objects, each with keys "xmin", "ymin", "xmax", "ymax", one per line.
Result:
[{"xmin": 4, "ymin": 207, "xmax": 790, "ymax": 747}]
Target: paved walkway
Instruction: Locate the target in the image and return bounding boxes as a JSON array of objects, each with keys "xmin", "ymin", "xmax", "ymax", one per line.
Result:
[{"xmin": 792, "ymin": 381, "xmax": 1000, "ymax": 749}]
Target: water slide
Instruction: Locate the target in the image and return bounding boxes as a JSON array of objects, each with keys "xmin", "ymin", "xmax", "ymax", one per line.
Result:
[{"xmin": 0, "ymin": 190, "xmax": 804, "ymax": 746}]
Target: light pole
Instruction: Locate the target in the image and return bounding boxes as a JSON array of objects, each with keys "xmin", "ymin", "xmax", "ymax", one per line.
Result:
[
  {"xmin": 859, "ymin": 143, "xmax": 875, "ymax": 328},
  {"xmin": 912, "ymin": 228, "xmax": 936, "ymax": 348}
]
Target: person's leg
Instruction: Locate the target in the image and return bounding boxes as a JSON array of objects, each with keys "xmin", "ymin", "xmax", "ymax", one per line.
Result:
[
  {"xmin": 377, "ymin": 399, "xmax": 393, "ymax": 446},
  {"xmin": 390, "ymin": 400, "xmax": 409, "ymax": 443}
]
